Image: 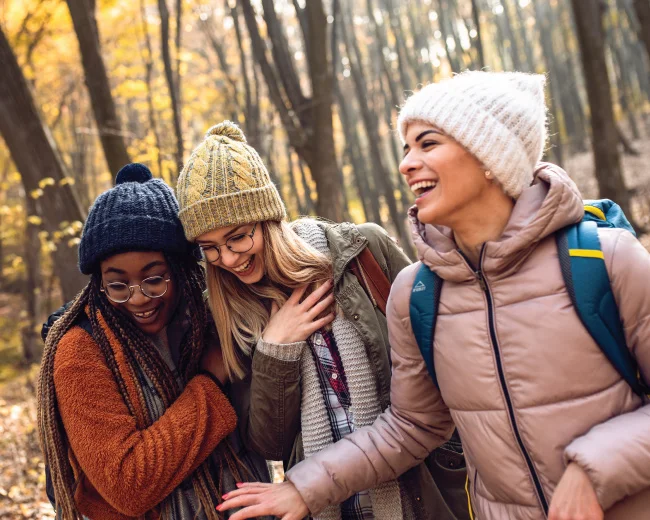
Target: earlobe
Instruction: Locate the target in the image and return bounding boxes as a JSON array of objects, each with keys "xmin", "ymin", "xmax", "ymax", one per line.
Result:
[{"xmin": 485, "ymin": 170, "xmax": 493, "ymax": 179}]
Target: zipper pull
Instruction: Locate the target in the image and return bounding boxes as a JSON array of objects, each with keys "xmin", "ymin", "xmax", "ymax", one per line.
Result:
[{"xmin": 477, "ymin": 271, "xmax": 487, "ymax": 291}]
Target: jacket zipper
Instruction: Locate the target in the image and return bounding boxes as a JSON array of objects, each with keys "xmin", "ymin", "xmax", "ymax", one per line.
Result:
[{"xmin": 461, "ymin": 246, "xmax": 550, "ymax": 516}]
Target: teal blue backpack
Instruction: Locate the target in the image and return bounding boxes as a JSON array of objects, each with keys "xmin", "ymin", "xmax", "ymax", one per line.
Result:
[{"xmin": 410, "ymin": 199, "xmax": 650, "ymax": 397}]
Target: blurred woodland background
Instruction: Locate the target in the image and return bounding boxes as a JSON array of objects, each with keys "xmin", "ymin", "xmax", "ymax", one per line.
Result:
[{"xmin": 1, "ymin": 0, "xmax": 650, "ymax": 517}]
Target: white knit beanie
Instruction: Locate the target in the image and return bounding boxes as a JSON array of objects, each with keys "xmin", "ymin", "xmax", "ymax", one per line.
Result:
[{"xmin": 397, "ymin": 71, "xmax": 547, "ymax": 199}]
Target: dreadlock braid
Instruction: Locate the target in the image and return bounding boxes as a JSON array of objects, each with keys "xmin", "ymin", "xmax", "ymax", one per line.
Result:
[
  {"xmin": 38, "ymin": 254, "xmax": 242, "ymax": 520},
  {"xmin": 38, "ymin": 284, "xmax": 91, "ymax": 520}
]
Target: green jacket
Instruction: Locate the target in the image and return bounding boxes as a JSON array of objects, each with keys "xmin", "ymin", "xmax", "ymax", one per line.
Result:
[{"xmin": 245, "ymin": 221, "xmax": 469, "ymax": 520}]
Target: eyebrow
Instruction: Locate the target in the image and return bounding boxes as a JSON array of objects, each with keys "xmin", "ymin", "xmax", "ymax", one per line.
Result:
[
  {"xmin": 103, "ymin": 260, "xmax": 166, "ymax": 275},
  {"xmin": 197, "ymin": 225, "xmax": 248, "ymax": 244},
  {"xmin": 103, "ymin": 267, "xmax": 126, "ymax": 275},
  {"xmin": 141, "ymin": 260, "xmax": 166, "ymax": 272},
  {"xmin": 403, "ymin": 129, "xmax": 443, "ymax": 151}
]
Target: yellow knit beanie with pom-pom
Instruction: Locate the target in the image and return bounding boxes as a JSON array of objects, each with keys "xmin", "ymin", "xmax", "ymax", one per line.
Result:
[{"xmin": 176, "ymin": 120, "xmax": 286, "ymax": 241}]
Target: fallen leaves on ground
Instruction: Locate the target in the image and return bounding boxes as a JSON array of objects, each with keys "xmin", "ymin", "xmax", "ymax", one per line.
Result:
[{"xmin": 0, "ymin": 367, "xmax": 55, "ymax": 519}]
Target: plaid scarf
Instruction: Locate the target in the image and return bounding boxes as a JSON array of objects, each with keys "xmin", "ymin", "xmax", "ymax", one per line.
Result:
[{"xmin": 308, "ymin": 330, "xmax": 373, "ymax": 519}]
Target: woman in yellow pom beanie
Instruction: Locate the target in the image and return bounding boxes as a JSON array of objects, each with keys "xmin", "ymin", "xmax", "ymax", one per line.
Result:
[{"xmin": 176, "ymin": 121, "xmax": 469, "ymax": 520}]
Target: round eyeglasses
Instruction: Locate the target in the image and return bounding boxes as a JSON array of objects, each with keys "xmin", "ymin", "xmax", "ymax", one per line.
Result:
[
  {"xmin": 198, "ymin": 223, "xmax": 257, "ymax": 264},
  {"xmin": 101, "ymin": 275, "xmax": 171, "ymax": 304}
]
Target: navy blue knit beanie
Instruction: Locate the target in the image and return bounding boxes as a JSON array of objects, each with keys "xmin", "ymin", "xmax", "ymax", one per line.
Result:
[{"xmin": 78, "ymin": 163, "xmax": 195, "ymax": 274}]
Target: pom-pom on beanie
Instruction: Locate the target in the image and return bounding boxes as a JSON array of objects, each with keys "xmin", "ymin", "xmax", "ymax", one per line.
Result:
[
  {"xmin": 397, "ymin": 71, "xmax": 547, "ymax": 199},
  {"xmin": 78, "ymin": 163, "xmax": 193, "ymax": 274},
  {"xmin": 176, "ymin": 120, "xmax": 286, "ymax": 241}
]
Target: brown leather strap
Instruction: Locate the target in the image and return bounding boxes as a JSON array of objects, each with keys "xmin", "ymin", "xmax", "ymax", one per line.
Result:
[{"xmin": 349, "ymin": 247, "xmax": 391, "ymax": 315}]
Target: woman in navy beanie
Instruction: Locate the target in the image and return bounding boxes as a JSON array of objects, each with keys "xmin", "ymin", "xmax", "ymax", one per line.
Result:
[{"xmin": 37, "ymin": 164, "xmax": 271, "ymax": 520}]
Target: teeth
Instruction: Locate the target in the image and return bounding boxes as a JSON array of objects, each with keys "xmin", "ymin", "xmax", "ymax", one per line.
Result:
[
  {"xmin": 410, "ymin": 181, "xmax": 437, "ymax": 195},
  {"xmin": 233, "ymin": 256, "xmax": 253, "ymax": 273},
  {"xmin": 134, "ymin": 308, "xmax": 157, "ymax": 318}
]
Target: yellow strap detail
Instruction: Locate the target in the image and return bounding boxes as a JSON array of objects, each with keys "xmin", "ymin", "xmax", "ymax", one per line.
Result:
[
  {"xmin": 569, "ymin": 249, "xmax": 605, "ymax": 259},
  {"xmin": 637, "ymin": 369, "xmax": 650, "ymax": 399},
  {"xmin": 584, "ymin": 205, "xmax": 606, "ymax": 221},
  {"xmin": 465, "ymin": 474, "xmax": 475, "ymax": 520}
]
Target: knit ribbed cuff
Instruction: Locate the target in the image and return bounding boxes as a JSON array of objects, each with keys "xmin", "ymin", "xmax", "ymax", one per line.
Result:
[{"xmin": 255, "ymin": 338, "xmax": 305, "ymax": 361}]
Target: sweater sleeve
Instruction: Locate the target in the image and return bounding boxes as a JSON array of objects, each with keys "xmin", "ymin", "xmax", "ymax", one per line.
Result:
[
  {"xmin": 54, "ymin": 327, "xmax": 238, "ymax": 517},
  {"xmin": 564, "ymin": 229, "xmax": 650, "ymax": 510},
  {"xmin": 285, "ymin": 264, "xmax": 454, "ymax": 514}
]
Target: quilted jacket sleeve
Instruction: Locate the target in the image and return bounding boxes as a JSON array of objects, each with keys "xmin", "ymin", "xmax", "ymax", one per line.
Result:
[
  {"xmin": 285, "ymin": 263, "xmax": 454, "ymax": 515},
  {"xmin": 245, "ymin": 339, "xmax": 305, "ymax": 461},
  {"xmin": 564, "ymin": 229, "xmax": 650, "ymax": 510}
]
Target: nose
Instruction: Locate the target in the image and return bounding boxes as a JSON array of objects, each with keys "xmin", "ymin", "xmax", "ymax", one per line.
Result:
[
  {"xmin": 399, "ymin": 151, "xmax": 422, "ymax": 178},
  {"xmin": 219, "ymin": 247, "xmax": 241, "ymax": 268},
  {"xmin": 129, "ymin": 285, "xmax": 151, "ymax": 306}
]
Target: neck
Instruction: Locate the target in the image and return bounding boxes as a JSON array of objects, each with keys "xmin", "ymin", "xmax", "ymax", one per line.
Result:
[{"xmin": 450, "ymin": 190, "xmax": 515, "ymax": 268}]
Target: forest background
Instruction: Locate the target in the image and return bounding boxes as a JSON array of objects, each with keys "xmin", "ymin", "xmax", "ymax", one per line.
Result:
[{"xmin": 1, "ymin": 0, "xmax": 650, "ymax": 517}]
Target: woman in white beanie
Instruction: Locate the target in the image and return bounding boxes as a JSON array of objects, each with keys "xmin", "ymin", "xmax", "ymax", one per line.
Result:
[{"xmin": 219, "ymin": 71, "xmax": 650, "ymax": 520}]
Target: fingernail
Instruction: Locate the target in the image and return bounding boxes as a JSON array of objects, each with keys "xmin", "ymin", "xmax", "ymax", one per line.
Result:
[
  {"xmin": 216, "ymin": 504, "xmax": 222, "ymax": 511},
  {"xmin": 222, "ymin": 493, "xmax": 229, "ymax": 499},
  {"xmin": 236, "ymin": 482, "xmax": 243, "ymax": 487}
]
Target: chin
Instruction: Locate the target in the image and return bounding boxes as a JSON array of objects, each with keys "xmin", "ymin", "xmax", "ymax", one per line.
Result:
[
  {"xmin": 138, "ymin": 321, "xmax": 166, "ymax": 336},
  {"xmin": 242, "ymin": 267, "xmax": 265, "ymax": 285},
  {"xmin": 417, "ymin": 206, "xmax": 443, "ymax": 226}
]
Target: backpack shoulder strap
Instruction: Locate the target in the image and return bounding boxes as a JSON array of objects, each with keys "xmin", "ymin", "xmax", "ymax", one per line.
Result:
[
  {"xmin": 41, "ymin": 301, "xmax": 92, "ymax": 343},
  {"xmin": 350, "ymin": 246, "xmax": 392, "ymax": 315},
  {"xmin": 409, "ymin": 263, "xmax": 442, "ymax": 388},
  {"xmin": 557, "ymin": 221, "xmax": 649, "ymax": 396}
]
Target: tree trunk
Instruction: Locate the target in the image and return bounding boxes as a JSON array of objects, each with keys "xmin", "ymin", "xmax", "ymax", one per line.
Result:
[
  {"xmin": 298, "ymin": 159, "xmax": 316, "ymax": 215},
  {"xmin": 513, "ymin": 0, "xmax": 535, "ymax": 72},
  {"xmin": 339, "ymin": 3, "xmax": 411, "ymax": 250},
  {"xmin": 0, "ymin": 27, "xmax": 86, "ymax": 301},
  {"xmin": 230, "ymin": 1, "xmax": 261, "ymax": 152},
  {"xmin": 436, "ymin": 0, "xmax": 462, "ymax": 72},
  {"xmin": 501, "ymin": 0, "xmax": 524, "ymax": 70},
  {"xmin": 570, "ymin": 0, "xmax": 632, "ymax": 218},
  {"xmin": 304, "ymin": 0, "xmax": 343, "ymax": 221},
  {"xmin": 634, "ymin": 0, "xmax": 650, "ymax": 61},
  {"xmin": 65, "ymin": 0, "xmax": 130, "ymax": 174},
  {"xmin": 240, "ymin": 0, "xmax": 343, "ymax": 222},
  {"xmin": 174, "ymin": 0, "xmax": 182, "ymax": 91},
  {"xmin": 471, "ymin": 0, "xmax": 486, "ymax": 68},
  {"xmin": 605, "ymin": 5, "xmax": 640, "ymax": 140},
  {"xmin": 158, "ymin": 0, "xmax": 184, "ymax": 174},
  {"xmin": 379, "ymin": 0, "xmax": 413, "ymax": 89},
  {"xmin": 139, "ymin": 0, "xmax": 165, "ymax": 179},
  {"xmin": 553, "ymin": 1, "xmax": 589, "ymax": 153},
  {"xmin": 532, "ymin": 0, "xmax": 564, "ymax": 165},
  {"xmin": 22, "ymin": 196, "xmax": 42, "ymax": 363},
  {"xmin": 0, "ymin": 161, "xmax": 8, "ymax": 287}
]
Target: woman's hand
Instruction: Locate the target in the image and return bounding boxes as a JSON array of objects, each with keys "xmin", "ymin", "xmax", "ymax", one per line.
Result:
[
  {"xmin": 548, "ymin": 463, "xmax": 604, "ymax": 520},
  {"xmin": 217, "ymin": 482, "xmax": 309, "ymax": 520},
  {"xmin": 262, "ymin": 280, "xmax": 335, "ymax": 344},
  {"xmin": 200, "ymin": 344, "xmax": 228, "ymax": 385}
]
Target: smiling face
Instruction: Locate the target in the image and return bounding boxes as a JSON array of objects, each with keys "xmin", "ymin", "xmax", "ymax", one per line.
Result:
[
  {"xmin": 100, "ymin": 251, "xmax": 177, "ymax": 336},
  {"xmin": 400, "ymin": 122, "xmax": 491, "ymax": 227},
  {"xmin": 196, "ymin": 222, "xmax": 265, "ymax": 284}
]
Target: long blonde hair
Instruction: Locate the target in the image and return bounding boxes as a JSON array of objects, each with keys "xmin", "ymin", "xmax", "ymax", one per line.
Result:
[{"xmin": 206, "ymin": 220, "xmax": 332, "ymax": 380}]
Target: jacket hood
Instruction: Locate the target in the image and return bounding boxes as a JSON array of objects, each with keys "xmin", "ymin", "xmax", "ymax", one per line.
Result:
[
  {"xmin": 291, "ymin": 219, "xmax": 367, "ymax": 284},
  {"xmin": 409, "ymin": 162, "xmax": 584, "ymax": 282}
]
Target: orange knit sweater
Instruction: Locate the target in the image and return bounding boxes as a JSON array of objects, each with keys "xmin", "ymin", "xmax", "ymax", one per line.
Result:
[{"xmin": 53, "ymin": 316, "xmax": 238, "ymax": 519}]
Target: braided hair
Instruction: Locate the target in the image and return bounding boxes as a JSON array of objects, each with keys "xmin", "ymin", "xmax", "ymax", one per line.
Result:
[{"xmin": 37, "ymin": 254, "xmax": 245, "ymax": 519}]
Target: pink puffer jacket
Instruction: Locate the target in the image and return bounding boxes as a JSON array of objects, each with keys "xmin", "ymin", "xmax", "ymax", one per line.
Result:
[{"xmin": 286, "ymin": 164, "xmax": 650, "ymax": 519}]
